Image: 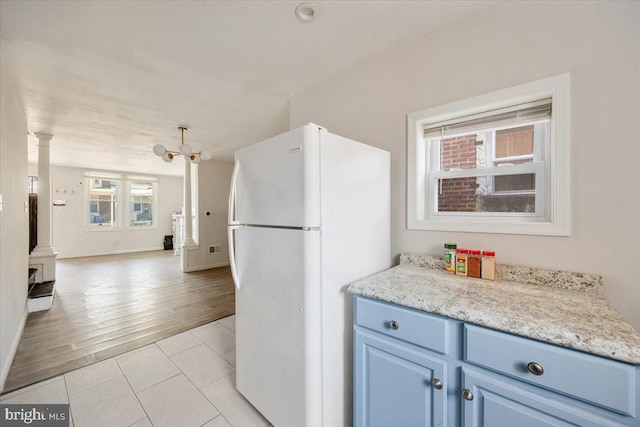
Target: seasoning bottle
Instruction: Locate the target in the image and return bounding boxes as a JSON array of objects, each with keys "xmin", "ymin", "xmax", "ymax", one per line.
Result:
[
  {"xmin": 456, "ymin": 249, "xmax": 468, "ymax": 276},
  {"xmin": 482, "ymin": 251, "xmax": 496, "ymax": 280},
  {"xmin": 468, "ymin": 249, "xmax": 482, "ymax": 278},
  {"xmin": 444, "ymin": 243, "xmax": 457, "ymax": 274}
]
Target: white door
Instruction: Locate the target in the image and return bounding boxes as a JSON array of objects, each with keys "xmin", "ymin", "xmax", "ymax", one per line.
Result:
[
  {"xmin": 233, "ymin": 225, "xmax": 322, "ymax": 427},
  {"xmin": 233, "ymin": 125, "xmax": 321, "ymax": 228}
]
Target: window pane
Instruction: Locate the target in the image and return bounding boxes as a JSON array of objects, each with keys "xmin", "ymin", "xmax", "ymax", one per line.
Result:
[
  {"xmin": 129, "ymin": 181, "xmax": 153, "ymax": 227},
  {"xmin": 440, "ymin": 134, "xmax": 479, "ymax": 170},
  {"xmin": 88, "ymin": 179, "xmax": 118, "ymax": 226},
  {"xmin": 495, "ymin": 125, "xmax": 534, "ymax": 159},
  {"xmin": 436, "ymin": 122, "xmax": 543, "ymax": 172},
  {"xmin": 28, "ymin": 176, "xmax": 38, "ymax": 194},
  {"xmin": 438, "ymin": 176, "xmax": 535, "ymax": 213},
  {"xmin": 494, "ymin": 173, "xmax": 535, "ymax": 192}
]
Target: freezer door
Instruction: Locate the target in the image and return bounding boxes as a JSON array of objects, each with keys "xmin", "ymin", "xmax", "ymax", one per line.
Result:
[
  {"xmin": 233, "ymin": 124, "xmax": 320, "ymax": 228},
  {"xmin": 234, "ymin": 226, "xmax": 322, "ymax": 427}
]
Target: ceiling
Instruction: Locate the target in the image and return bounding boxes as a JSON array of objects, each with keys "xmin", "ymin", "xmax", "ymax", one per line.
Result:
[{"xmin": 1, "ymin": 0, "xmax": 494, "ymax": 176}]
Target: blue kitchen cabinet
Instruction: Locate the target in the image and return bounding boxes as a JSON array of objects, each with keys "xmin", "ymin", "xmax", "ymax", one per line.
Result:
[
  {"xmin": 353, "ymin": 295, "xmax": 640, "ymax": 427},
  {"xmin": 354, "ymin": 328, "xmax": 447, "ymax": 427},
  {"xmin": 460, "ymin": 369, "xmax": 629, "ymax": 427}
]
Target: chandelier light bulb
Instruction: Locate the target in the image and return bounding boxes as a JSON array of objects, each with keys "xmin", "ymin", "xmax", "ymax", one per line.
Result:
[
  {"xmin": 200, "ymin": 150, "xmax": 212, "ymax": 161},
  {"xmin": 162, "ymin": 152, "xmax": 174, "ymax": 163},
  {"xmin": 152, "ymin": 144, "xmax": 167, "ymax": 156},
  {"xmin": 179, "ymin": 143, "xmax": 192, "ymax": 156},
  {"xmin": 190, "ymin": 154, "xmax": 201, "ymax": 164}
]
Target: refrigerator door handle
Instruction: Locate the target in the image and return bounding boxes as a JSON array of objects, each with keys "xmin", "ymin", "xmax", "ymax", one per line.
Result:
[
  {"xmin": 228, "ymin": 160, "xmax": 240, "ymax": 225},
  {"xmin": 228, "ymin": 225, "xmax": 240, "ymax": 290}
]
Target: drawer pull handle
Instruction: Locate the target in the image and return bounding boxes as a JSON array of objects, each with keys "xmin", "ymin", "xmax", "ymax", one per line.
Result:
[
  {"xmin": 389, "ymin": 320, "xmax": 399, "ymax": 330},
  {"xmin": 527, "ymin": 362, "xmax": 544, "ymax": 376},
  {"xmin": 461, "ymin": 389, "xmax": 474, "ymax": 401},
  {"xmin": 431, "ymin": 378, "xmax": 443, "ymax": 390}
]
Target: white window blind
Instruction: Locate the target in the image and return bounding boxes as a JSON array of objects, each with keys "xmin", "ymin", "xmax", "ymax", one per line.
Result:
[{"xmin": 423, "ymin": 98, "xmax": 551, "ymax": 139}]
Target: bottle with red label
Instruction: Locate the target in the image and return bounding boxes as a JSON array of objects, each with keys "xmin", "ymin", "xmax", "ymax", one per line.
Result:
[
  {"xmin": 482, "ymin": 251, "xmax": 496, "ymax": 280},
  {"xmin": 455, "ymin": 249, "xmax": 468, "ymax": 276},
  {"xmin": 468, "ymin": 249, "xmax": 482, "ymax": 278}
]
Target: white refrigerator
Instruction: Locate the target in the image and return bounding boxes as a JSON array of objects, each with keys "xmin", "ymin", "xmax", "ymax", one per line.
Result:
[{"xmin": 228, "ymin": 123, "xmax": 390, "ymax": 427}]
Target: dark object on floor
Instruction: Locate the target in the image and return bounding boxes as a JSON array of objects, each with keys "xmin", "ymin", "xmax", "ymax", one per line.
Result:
[
  {"xmin": 28, "ymin": 281, "xmax": 55, "ymax": 298},
  {"xmin": 163, "ymin": 235, "xmax": 174, "ymax": 250}
]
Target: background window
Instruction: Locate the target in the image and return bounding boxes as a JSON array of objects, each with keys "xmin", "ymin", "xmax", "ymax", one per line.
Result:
[
  {"xmin": 87, "ymin": 178, "xmax": 120, "ymax": 227},
  {"xmin": 128, "ymin": 181, "xmax": 156, "ymax": 228}
]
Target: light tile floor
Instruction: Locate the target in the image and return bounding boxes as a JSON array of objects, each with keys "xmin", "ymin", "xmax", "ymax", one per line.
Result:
[{"xmin": 1, "ymin": 315, "xmax": 272, "ymax": 427}]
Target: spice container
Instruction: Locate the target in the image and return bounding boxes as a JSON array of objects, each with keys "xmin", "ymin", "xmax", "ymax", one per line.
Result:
[
  {"xmin": 481, "ymin": 251, "xmax": 496, "ymax": 280},
  {"xmin": 444, "ymin": 243, "xmax": 457, "ymax": 274},
  {"xmin": 468, "ymin": 249, "xmax": 481, "ymax": 278},
  {"xmin": 455, "ymin": 249, "xmax": 468, "ymax": 276}
]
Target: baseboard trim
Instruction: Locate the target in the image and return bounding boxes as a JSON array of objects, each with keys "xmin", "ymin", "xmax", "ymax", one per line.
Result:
[
  {"xmin": 183, "ymin": 262, "xmax": 230, "ymax": 273},
  {"xmin": 58, "ymin": 247, "xmax": 166, "ymax": 259},
  {"xmin": 114, "ymin": 247, "xmax": 164, "ymax": 255},
  {"xmin": 0, "ymin": 304, "xmax": 28, "ymax": 393}
]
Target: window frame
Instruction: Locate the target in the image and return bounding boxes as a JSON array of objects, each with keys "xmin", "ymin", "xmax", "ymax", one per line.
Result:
[
  {"xmin": 125, "ymin": 178, "xmax": 158, "ymax": 230},
  {"xmin": 84, "ymin": 173, "xmax": 122, "ymax": 231},
  {"xmin": 407, "ymin": 74, "xmax": 570, "ymax": 236}
]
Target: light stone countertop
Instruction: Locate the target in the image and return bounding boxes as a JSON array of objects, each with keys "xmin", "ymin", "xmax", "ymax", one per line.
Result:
[{"xmin": 348, "ymin": 254, "xmax": 640, "ymax": 365}]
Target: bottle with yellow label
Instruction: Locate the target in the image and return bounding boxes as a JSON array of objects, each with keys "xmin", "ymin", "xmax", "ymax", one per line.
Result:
[{"xmin": 444, "ymin": 243, "xmax": 457, "ymax": 274}]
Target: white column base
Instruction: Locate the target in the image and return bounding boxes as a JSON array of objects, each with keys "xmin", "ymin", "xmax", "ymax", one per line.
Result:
[
  {"xmin": 29, "ymin": 251, "xmax": 58, "ymax": 282},
  {"xmin": 180, "ymin": 244, "xmax": 199, "ymax": 273},
  {"xmin": 27, "ymin": 293, "xmax": 55, "ymax": 313}
]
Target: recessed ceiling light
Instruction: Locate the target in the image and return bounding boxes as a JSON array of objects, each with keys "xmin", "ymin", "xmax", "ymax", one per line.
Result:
[{"xmin": 295, "ymin": 2, "xmax": 318, "ymax": 23}]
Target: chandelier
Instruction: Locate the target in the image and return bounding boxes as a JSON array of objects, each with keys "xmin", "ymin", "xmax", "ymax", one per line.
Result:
[{"xmin": 152, "ymin": 127, "xmax": 212, "ymax": 164}]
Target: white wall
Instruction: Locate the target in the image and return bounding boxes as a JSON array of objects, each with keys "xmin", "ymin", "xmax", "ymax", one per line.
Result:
[
  {"xmin": 0, "ymin": 68, "xmax": 29, "ymax": 391},
  {"xmin": 27, "ymin": 164, "xmax": 183, "ymax": 259},
  {"xmin": 289, "ymin": 2, "xmax": 640, "ymax": 330},
  {"xmin": 189, "ymin": 159, "xmax": 233, "ymax": 270}
]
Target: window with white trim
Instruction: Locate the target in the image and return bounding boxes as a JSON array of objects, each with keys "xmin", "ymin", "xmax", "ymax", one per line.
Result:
[
  {"xmin": 126, "ymin": 179, "xmax": 158, "ymax": 229},
  {"xmin": 407, "ymin": 74, "xmax": 570, "ymax": 236},
  {"xmin": 85, "ymin": 175, "xmax": 121, "ymax": 230}
]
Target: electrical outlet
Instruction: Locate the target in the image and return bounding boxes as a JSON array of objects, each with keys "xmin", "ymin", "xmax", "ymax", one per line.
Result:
[{"xmin": 209, "ymin": 245, "xmax": 222, "ymax": 254}]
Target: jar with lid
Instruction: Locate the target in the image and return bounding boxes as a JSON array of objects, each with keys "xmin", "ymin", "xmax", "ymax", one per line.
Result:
[
  {"xmin": 468, "ymin": 249, "xmax": 482, "ymax": 278},
  {"xmin": 455, "ymin": 249, "xmax": 468, "ymax": 276},
  {"xmin": 444, "ymin": 243, "xmax": 457, "ymax": 274},
  {"xmin": 482, "ymin": 251, "xmax": 496, "ymax": 280}
]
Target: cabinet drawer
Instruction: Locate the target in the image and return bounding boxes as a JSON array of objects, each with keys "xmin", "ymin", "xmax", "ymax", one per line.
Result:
[
  {"xmin": 355, "ymin": 296, "xmax": 449, "ymax": 354},
  {"xmin": 464, "ymin": 325, "xmax": 637, "ymax": 416}
]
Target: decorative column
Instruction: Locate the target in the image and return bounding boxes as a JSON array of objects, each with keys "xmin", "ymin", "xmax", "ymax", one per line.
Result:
[
  {"xmin": 30, "ymin": 133, "xmax": 57, "ymax": 283},
  {"xmin": 183, "ymin": 155, "xmax": 196, "ymax": 246},
  {"xmin": 181, "ymin": 155, "xmax": 198, "ymax": 272}
]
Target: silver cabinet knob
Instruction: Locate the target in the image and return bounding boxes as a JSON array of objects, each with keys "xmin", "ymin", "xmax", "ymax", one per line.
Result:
[
  {"xmin": 461, "ymin": 389, "xmax": 474, "ymax": 401},
  {"xmin": 527, "ymin": 362, "xmax": 544, "ymax": 376},
  {"xmin": 431, "ymin": 378, "xmax": 443, "ymax": 390},
  {"xmin": 389, "ymin": 320, "xmax": 399, "ymax": 330}
]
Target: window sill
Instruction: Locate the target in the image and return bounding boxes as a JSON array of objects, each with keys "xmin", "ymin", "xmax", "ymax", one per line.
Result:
[
  {"xmin": 125, "ymin": 226, "xmax": 159, "ymax": 231},
  {"xmin": 408, "ymin": 216, "xmax": 570, "ymax": 236},
  {"xmin": 84, "ymin": 226, "xmax": 121, "ymax": 232}
]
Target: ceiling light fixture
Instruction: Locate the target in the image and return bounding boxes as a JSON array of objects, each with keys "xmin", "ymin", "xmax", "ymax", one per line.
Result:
[
  {"xmin": 152, "ymin": 127, "xmax": 212, "ymax": 164},
  {"xmin": 295, "ymin": 2, "xmax": 318, "ymax": 23}
]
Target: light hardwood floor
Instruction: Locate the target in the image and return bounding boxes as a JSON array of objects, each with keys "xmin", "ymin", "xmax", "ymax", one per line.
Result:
[{"xmin": 3, "ymin": 250, "xmax": 235, "ymax": 393}]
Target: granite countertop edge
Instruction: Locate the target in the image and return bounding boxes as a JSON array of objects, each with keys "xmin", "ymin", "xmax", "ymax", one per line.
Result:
[{"xmin": 348, "ymin": 254, "xmax": 640, "ymax": 365}]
